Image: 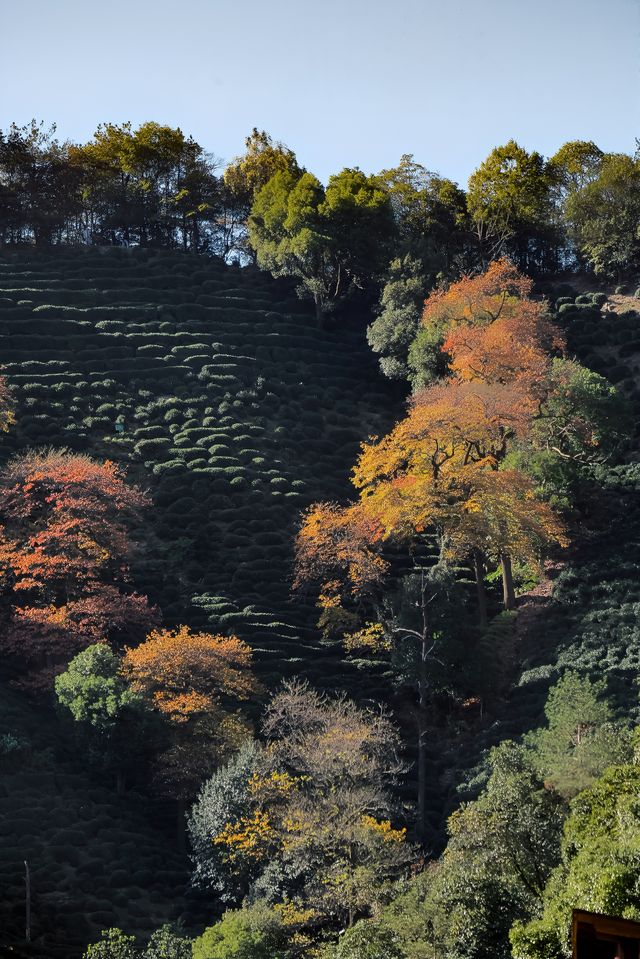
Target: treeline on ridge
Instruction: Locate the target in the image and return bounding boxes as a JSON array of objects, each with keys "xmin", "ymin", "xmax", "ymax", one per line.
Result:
[{"xmin": 1, "ymin": 121, "xmax": 639, "ymax": 308}]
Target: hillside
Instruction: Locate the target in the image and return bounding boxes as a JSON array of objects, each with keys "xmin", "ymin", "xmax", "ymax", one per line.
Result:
[
  {"xmin": 0, "ymin": 248, "xmax": 398, "ymax": 690},
  {"xmin": 0, "ymin": 679, "xmax": 198, "ymax": 957},
  {"xmin": 448, "ymin": 286, "xmax": 640, "ymax": 802},
  {"xmin": 1, "ymin": 252, "xmax": 640, "ymax": 955},
  {"xmin": 0, "ymin": 248, "xmax": 403, "ymax": 955}
]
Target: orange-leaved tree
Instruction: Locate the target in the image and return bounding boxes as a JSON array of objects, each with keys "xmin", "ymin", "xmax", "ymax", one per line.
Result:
[
  {"xmin": 410, "ymin": 257, "xmax": 564, "ymax": 391},
  {"xmin": 0, "ymin": 449, "xmax": 157, "ymax": 685},
  {"xmin": 353, "ymin": 377, "xmax": 568, "ymax": 615},
  {"xmin": 295, "ymin": 261, "xmax": 571, "ymax": 837},
  {"xmin": 123, "ymin": 626, "xmax": 259, "ymax": 808}
]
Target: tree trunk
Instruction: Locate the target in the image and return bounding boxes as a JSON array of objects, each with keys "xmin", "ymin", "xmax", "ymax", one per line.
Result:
[
  {"xmin": 314, "ymin": 295, "xmax": 324, "ymax": 329},
  {"xmin": 474, "ymin": 549, "xmax": 488, "ymax": 629},
  {"xmin": 501, "ymin": 552, "xmax": 516, "ymax": 610},
  {"xmin": 176, "ymin": 799, "xmax": 186, "ymax": 852},
  {"xmin": 24, "ymin": 860, "xmax": 31, "ymax": 944},
  {"xmin": 417, "ymin": 634, "xmax": 429, "ymax": 842}
]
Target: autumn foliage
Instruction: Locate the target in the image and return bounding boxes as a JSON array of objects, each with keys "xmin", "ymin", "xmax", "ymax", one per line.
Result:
[
  {"xmin": 123, "ymin": 626, "xmax": 257, "ymax": 723},
  {"xmin": 0, "ymin": 450, "xmax": 157, "ymax": 683},
  {"xmin": 296, "ymin": 260, "xmax": 571, "ymax": 623},
  {"xmin": 123, "ymin": 626, "xmax": 258, "ymax": 800}
]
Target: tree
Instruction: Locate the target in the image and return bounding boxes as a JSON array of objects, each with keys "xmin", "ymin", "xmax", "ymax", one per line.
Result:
[
  {"xmin": 467, "ymin": 141, "xmax": 557, "ymax": 271},
  {"xmin": 548, "ymin": 141, "xmax": 604, "ymax": 197},
  {"xmin": 564, "ymin": 152, "xmax": 640, "ymax": 279},
  {"xmin": 319, "ymin": 168, "xmax": 395, "ymax": 298},
  {"xmin": 192, "ymin": 902, "xmax": 286, "ymax": 959},
  {"xmin": 188, "ymin": 741, "xmax": 264, "ymax": 901},
  {"xmin": 223, "ymin": 128, "xmax": 301, "ymax": 247},
  {"xmin": 0, "ymin": 450, "xmax": 157, "ymax": 685},
  {"xmin": 406, "ymin": 257, "xmax": 563, "ymax": 392},
  {"xmin": 55, "ymin": 644, "xmax": 150, "ymax": 793},
  {"xmin": 55, "ymin": 643, "xmax": 138, "ymax": 727},
  {"xmin": 248, "ymin": 169, "xmax": 333, "ymax": 319},
  {"xmin": 525, "ymin": 672, "xmax": 631, "ymax": 799},
  {"xmin": 190, "ymin": 683, "xmax": 409, "ymax": 927},
  {"xmin": 504, "ymin": 358, "xmax": 633, "ymax": 508},
  {"xmin": 378, "ymin": 155, "xmax": 471, "ymax": 283},
  {"xmin": 511, "ymin": 760, "xmax": 640, "ymax": 959},
  {"xmin": 367, "ymin": 255, "xmax": 427, "ymax": 380},
  {"xmin": 352, "ymin": 378, "xmax": 568, "ymax": 612},
  {"xmin": 123, "ymin": 626, "xmax": 257, "ymax": 805},
  {"xmin": 334, "ymin": 921, "xmax": 405, "ymax": 959},
  {"xmin": 142, "ymin": 925, "xmax": 192, "ymax": 959},
  {"xmin": 83, "ymin": 928, "xmax": 139, "ymax": 959},
  {"xmin": 248, "ymin": 167, "xmax": 394, "ymax": 319},
  {"xmin": 342, "ymin": 741, "xmax": 564, "ymax": 959},
  {"xmin": 0, "ymin": 121, "xmax": 82, "ymax": 245},
  {"xmin": 72, "ymin": 121, "xmax": 220, "ymax": 249}
]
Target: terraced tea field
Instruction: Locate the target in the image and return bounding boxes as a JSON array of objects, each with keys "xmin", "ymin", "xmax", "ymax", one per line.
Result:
[
  {"xmin": 0, "ymin": 248, "xmax": 398, "ymax": 693},
  {"xmin": 0, "ymin": 675, "xmax": 201, "ymax": 957},
  {"xmin": 0, "ymin": 248, "xmax": 403, "ymax": 955}
]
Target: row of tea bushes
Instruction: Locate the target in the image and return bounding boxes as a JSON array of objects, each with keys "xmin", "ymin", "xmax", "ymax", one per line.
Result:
[{"xmin": 0, "ymin": 249, "xmax": 397, "ymax": 697}]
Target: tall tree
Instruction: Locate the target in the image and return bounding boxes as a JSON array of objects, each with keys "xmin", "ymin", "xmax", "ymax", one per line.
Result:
[
  {"xmin": 223, "ymin": 128, "xmax": 301, "ymax": 258},
  {"xmin": 189, "ymin": 682, "xmax": 408, "ymax": 927},
  {"xmin": 379, "ymin": 155, "xmax": 472, "ymax": 283},
  {"xmin": 0, "ymin": 450, "xmax": 156, "ymax": 685},
  {"xmin": 564, "ymin": 151, "xmax": 640, "ymax": 279},
  {"xmin": 467, "ymin": 141, "xmax": 557, "ymax": 272},
  {"xmin": 0, "ymin": 121, "xmax": 82, "ymax": 245},
  {"xmin": 367, "ymin": 255, "xmax": 427, "ymax": 380},
  {"xmin": 71, "ymin": 121, "xmax": 220, "ymax": 249},
  {"xmin": 248, "ymin": 167, "xmax": 394, "ymax": 320},
  {"xmin": 55, "ymin": 643, "xmax": 151, "ymax": 793}
]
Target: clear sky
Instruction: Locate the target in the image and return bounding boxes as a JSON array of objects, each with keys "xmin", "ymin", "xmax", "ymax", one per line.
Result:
[{"xmin": 2, "ymin": 0, "xmax": 638, "ymax": 187}]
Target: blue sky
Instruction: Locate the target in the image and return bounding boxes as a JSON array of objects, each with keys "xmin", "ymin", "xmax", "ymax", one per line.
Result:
[{"xmin": 2, "ymin": 0, "xmax": 637, "ymax": 187}]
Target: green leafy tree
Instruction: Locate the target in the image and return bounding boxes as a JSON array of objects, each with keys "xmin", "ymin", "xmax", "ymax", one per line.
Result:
[
  {"xmin": 72, "ymin": 121, "xmax": 219, "ymax": 249},
  {"xmin": 249, "ymin": 167, "xmax": 394, "ymax": 319},
  {"xmin": 467, "ymin": 140, "xmax": 556, "ymax": 271},
  {"xmin": 55, "ymin": 644, "xmax": 151, "ymax": 793},
  {"xmin": 359, "ymin": 742, "xmax": 563, "ymax": 959},
  {"xmin": 142, "ymin": 924, "xmax": 192, "ymax": 959},
  {"xmin": 192, "ymin": 902, "xmax": 286, "ymax": 959},
  {"xmin": 334, "ymin": 921, "xmax": 405, "ymax": 959},
  {"xmin": 224, "ymin": 128, "xmax": 300, "ymax": 212},
  {"xmin": 319, "ymin": 167, "xmax": 396, "ymax": 298},
  {"xmin": 222, "ymin": 129, "xmax": 301, "ymax": 260},
  {"xmin": 55, "ymin": 644, "xmax": 139, "ymax": 726},
  {"xmin": 345, "ymin": 740, "xmax": 564, "ymax": 959},
  {"xmin": 548, "ymin": 140, "xmax": 604, "ymax": 197},
  {"xmin": 379, "ymin": 155, "xmax": 471, "ymax": 283},
  {"xmin": 504, "ymin": 358, "xmax": 632, "ymax": 508},
  {"xmin": 564, "ymin": 152, "xmax": 640, "ymax": 279},
  {"xmin": 511, "ymin": 760, "xmax": 640, "ymax": 959},
  {"xmin": 248, "ymin": 169, "xmax": 331, "ymax": 319},
  {"xmin": 84, "ymin": 928, "xmax": 139, "ymax": 959},
  {"xmin": 367, "ymin": 255, "xmax": 426, "ymax": 380},
  {"xmin": 526, "ymin": 671, "xmax": 631, "ymax": 799}
]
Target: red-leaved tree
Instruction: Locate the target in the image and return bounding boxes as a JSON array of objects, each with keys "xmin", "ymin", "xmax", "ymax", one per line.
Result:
[{"xmin": 0, "ymin": 449, "xmax": 158, "ymax": 686}]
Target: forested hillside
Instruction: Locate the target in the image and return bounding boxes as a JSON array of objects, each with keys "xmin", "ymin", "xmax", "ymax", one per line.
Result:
[{"xmin": 1, "ymin": 121, "xmax": 640, "ymax": 959}]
